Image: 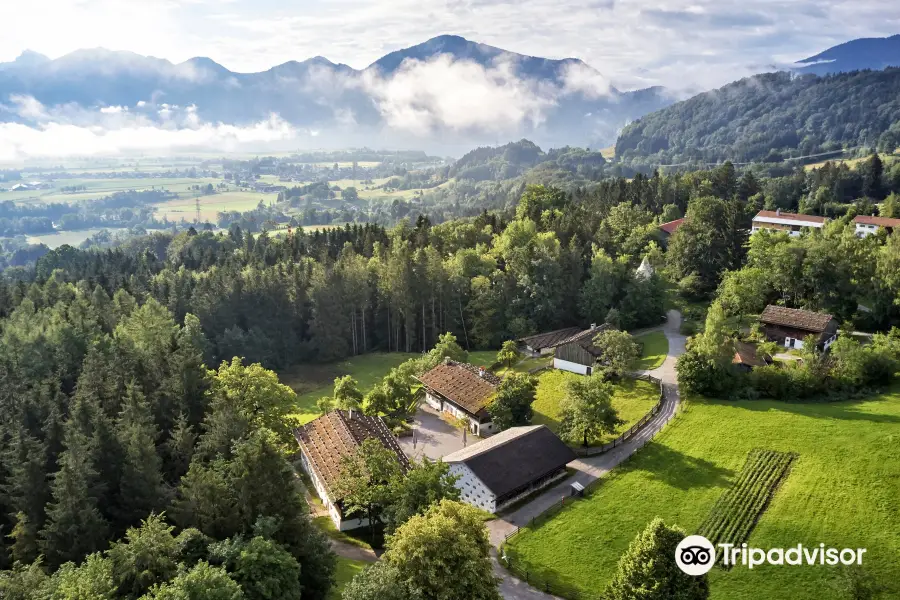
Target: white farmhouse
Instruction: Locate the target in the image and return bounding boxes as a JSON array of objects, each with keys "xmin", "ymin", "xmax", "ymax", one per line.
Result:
[
  {"xmin": 853, "ymin": 215, "xmax": 900, "ymax": 237},
  {"xmin": 443, "ymin": 425, "xmax": 576, "ymax": 513},
  {"xmin": 294, "ymin": 409, "xmax": 410, "ymax": 531}
]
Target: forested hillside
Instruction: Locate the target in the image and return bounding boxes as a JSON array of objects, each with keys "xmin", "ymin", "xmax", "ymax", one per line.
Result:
[
  {"xmin": 1, "ymin": 147, "xmax": 900, "ymax": 597},
  {"xmin": 615, "ymin": 68, "xmax": 900, "ymax": 166}
]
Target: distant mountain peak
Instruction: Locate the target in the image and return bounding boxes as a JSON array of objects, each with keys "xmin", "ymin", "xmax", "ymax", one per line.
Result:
[
  {"xmin": 15, "ymin": 50, "xmax": 50, "ymax": 64},
  {"xmin": 794, "ymin": 33, "xmax": 900, "ymax": 76},
  {"xmin": 366, "ymin": 33, "xmax": 596, "ymax": 84}
]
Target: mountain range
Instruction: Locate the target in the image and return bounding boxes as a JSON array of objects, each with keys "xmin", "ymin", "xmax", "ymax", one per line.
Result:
[
  {"xmin": 0, "ymin": 35, "xmax": 672, "ymax": 152},
  {"xmin": 1, "ymin": 33, "xmax": 899, "ymax": 154}
]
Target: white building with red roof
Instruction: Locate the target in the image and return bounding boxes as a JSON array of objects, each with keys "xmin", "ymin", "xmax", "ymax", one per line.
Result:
[
  {"xmin": 751, "ymin": 210, "xmax": 826, "ymax": 237},
  {"xmin": 853, "ymin": 214, "xmax": 900, "ymax": 237}
]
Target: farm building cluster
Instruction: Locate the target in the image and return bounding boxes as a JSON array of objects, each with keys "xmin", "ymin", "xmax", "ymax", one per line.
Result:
[{"xmin": 294, "ymin": 297, "xmax": 840, "ymax": 529}]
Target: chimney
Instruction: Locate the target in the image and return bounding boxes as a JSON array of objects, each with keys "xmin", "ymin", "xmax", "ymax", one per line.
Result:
[
  {"xmin": 478, "ymin": 367, "xmax": 486, "ymax": 378},
  {"xmin": 348, "ymin": 408, "xmax": 354, "ymax": 420},
  {"xmin": 776, "ymin": 208, "xmax": 781, "ymax": 216},
  {"xmin": 590, "ymin": 323, "xmax": 597, "ymax": 329}
]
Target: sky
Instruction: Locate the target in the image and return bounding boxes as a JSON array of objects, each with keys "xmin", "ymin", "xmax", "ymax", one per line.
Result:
[{"xmin": 1, "ymin": 0, "xmax": 899, "ymax": 92}]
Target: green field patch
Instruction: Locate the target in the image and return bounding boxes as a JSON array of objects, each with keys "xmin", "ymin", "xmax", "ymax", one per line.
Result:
[
  {"xmin": 280, "ymin": 352, "xmax": 418, "ymax": 424},
  {"xmin": 505, "ymin": 391, "xmax": 900, "ymax": 599},
  {"xmin": 467, "ymin": 350, "xmax": 499, "ymax": 368},
  {"xmin": 153, "ymin": 190, "xmax": 275, "ymax": 222},
  {"xmin": 698, "ymin": 448, "xmax": 796, "ymax": 562},
  {"xmin": 327, "ymin": 557, "xmax": 369, "ymax": 600},
  {"xmin": 634, "ymin": 331, "xmax": 669, "ymax": 370},
  {"xmin": 532, "ymin": 370, "xmax": 658, "ymax": 445}
]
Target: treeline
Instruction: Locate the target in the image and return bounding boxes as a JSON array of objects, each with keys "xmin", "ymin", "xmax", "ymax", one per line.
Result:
[
  {"xmin": 2, "ymin": 178, "xmax": 677, "ymax": 377},
  {"xmin": 616, "ymin": 68, "xmax": 900, "ymax": 165},
  {"xmin": 0, "ymin": 190, "xmax": 173, "ymax": 236}
]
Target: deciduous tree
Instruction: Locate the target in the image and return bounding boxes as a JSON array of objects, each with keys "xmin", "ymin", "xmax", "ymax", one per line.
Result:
[
  {"xmin": 384, "ymin": 500, "xmax": 500, "ymax": 600},
  {"xmin": 487, "ymin": 373, "xmax": 536, "ymax": 431},
  {"xmin": 558, "ymin": 376, "xmax": 622, "ymax": 447}
]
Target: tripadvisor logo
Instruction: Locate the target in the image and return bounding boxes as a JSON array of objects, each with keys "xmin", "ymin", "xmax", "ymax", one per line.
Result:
[
  {"xmin": 676, "ymin": 535, "xmax": 716, "ymax": 576},
  {"xmin": 675, "ymin": 535, "xmax": 868, "ymax": 576}
]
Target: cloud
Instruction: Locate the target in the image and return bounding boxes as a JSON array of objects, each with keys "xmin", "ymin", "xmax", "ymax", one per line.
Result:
[
  {"xmin": 360, "ymin": 54, "xmax": 559, "ymax": 135},
  {"xmin": 0, "ymin": 96, "xmax": 301, "ymax": 161},
  {"xmin": 560, "ymin": 62, "xmax": 614, "ymax": 99}
]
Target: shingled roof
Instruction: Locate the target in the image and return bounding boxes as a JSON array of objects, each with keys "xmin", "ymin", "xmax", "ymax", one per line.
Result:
[
  {"xmin": 517, "ymin": 327, "xmax": 582, "ymax": 351},
  {"xmin": 732, "ymin": 341, "xmax": 768, "ymax": 368},
  {"xmin": 556, "ymin": 324, "xmax": 613, "ymax": 356},
  {"xmin": 418, "ymin": 359, "xmax": 500, "ymax": 417},
  {"xmin": 760, "ymin": 305, "xmax": 835, "ymax": 333},
  {"xmin": 294, "ymin": 410, "xmax": 410, "ymax": 499},
  {"xmin": 444, "ymin": 425, "xmax": 575, "ymax": 500}
]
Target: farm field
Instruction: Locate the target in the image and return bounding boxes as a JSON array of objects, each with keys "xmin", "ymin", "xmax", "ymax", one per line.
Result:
[
  {"xmin": 802, "ymin": 150, "xmax": 899, "ymax": 171},
  {"xmin": 153, "ymin": 190, "xmax": 275, "ymax": 222},
  {"xmin": 531, "ymin": 370, "xmax": 658, "ymax": 445},
  {"xmin": 634, "ymin": 331, "xmax": 669, "ymax": 370},
  {"xmin": 505, "ymin": 391, "xmax": 900, "ymax": 600},
  {"xmin": 327, "ymin": 557, "xmax": 368, "ymax": 600},
  {"xmin": 2, "ymin": 176, "xmax": 221, "ymax": 204},
  {"xmin": 24, "ymin": 227, "xmax": 130, "ymax": 248},
  {"xmin": 279, "ymin": 352, "xmax": 418, "ymax": 424}
]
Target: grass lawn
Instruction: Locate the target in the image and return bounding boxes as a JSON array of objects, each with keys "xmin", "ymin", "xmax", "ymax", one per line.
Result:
[
  {"xmin": 280, "ymin": 352, "xmax": 418, "ymax": 424},
  {"xmin": 327, "ymin": 557, "xmax": 368, "ymax": 600},
  {"xmin": 312, "ymin": 516, "xmax": 379, "ymax": 552},
  {"xmin": 634, "ymin": 331, "xmax": 669, "ymax": 370},
  {"xmin": 468, "ymin": 350, "xmax": 499, "ymax": 368},
  {"xmin": 506, "ymin": 390, "xmax": 900, "ymax": 600},
  {"xmin": 531, "ymin": 371, "xmax": 658, "ymax": 445},
  {"xmin": 495, "ymin": 355, "xmax": 553, "ymax": 376}
]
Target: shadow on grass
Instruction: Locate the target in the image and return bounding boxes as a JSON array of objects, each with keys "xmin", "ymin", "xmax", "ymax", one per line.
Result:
[
  {"xmin": 635, "ymin": 443, "xmax": 734, "ymax": 490},
  {"xmin": 701, "ymin": 395, "xmax": 900, "ymax": 425}
]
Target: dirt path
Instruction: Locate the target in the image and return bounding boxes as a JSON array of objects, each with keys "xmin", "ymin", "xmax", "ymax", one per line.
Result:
[{"xmin": 489, "ymin": 310, "xmax": 686, "ymax": 599}]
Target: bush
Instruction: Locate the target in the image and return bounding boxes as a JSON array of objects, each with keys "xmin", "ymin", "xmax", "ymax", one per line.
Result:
[
  {"xmin": 680, "ymin": 320, "xmax": 699, "ymax": 336},
  {"xmin": 675, "ymin": 347, "xmax": 737, "ymax": 397}
]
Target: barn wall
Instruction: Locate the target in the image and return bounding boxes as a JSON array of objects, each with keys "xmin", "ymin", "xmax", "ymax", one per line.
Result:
[
  {"xmin": 449, "ymin": 463, "xmax": 497, "ymax": 513},
  {"xmin": 554, "ymin": 358, "xmax": 590, "ymax": 375}
]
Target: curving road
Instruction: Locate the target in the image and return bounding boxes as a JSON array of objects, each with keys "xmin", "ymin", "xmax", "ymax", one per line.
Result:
[{"xmin": 490, "ymin": 310, "xmax": 687, "ymax": 599}]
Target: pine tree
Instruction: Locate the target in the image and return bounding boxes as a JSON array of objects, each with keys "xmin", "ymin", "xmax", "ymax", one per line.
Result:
[
  {"xmin": 862, "ymin": 151, "xmax": 885, "ymax": 200},
  {"xmin": 164, "ymin": 412, "xmax": 196, "ymax": 484},
  {"xmin": 114, "ymin": 382, "xmax": 166, "ymax": 530},
  {"xmin": 7, "ymin": 512, "xmax": 39, "ymax": 566},
  {"xmin": 39, "ymin": 428, "xmax": 109, "ymax": 568},
  {"xmin": 2, "ymin": 431, "xmax": 50, "ymax": 564}
]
